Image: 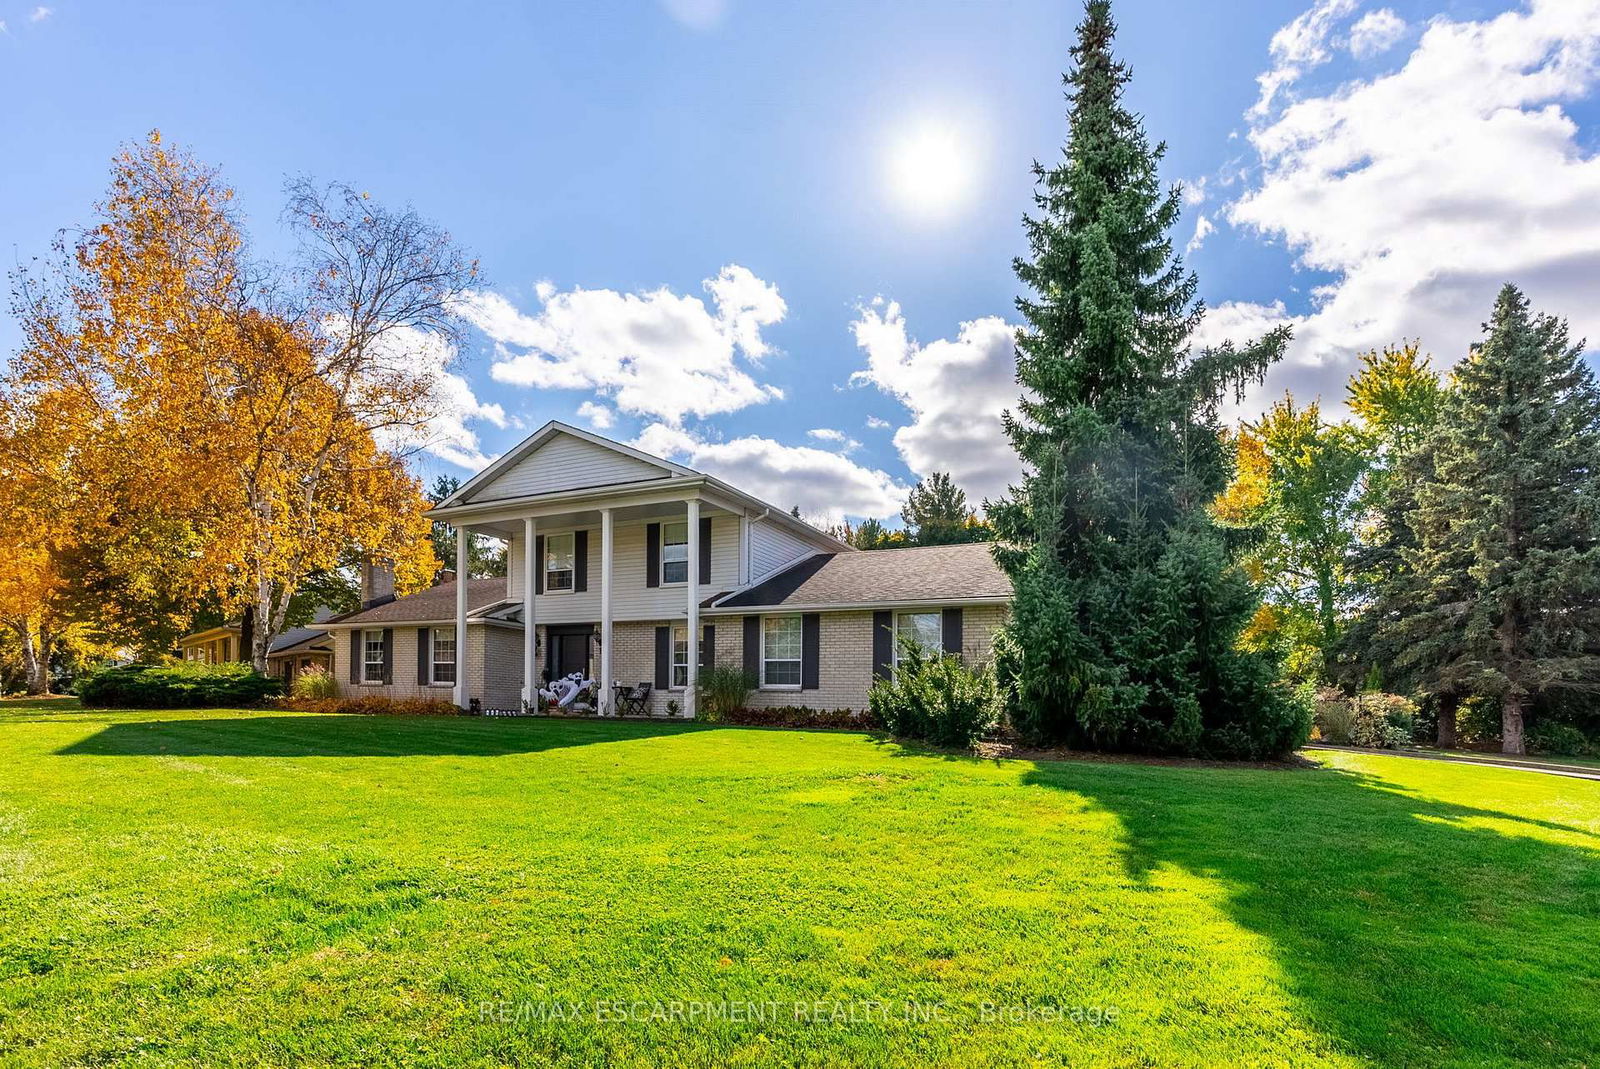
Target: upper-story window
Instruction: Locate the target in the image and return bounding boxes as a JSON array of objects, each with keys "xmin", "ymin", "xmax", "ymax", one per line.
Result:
[
  {"xmin": 661, "ymin": 521, "xmax": 689, "ymax": 585},
  {"xmin": 545, "ymin": 532, "xmax": 575, "ymax": 592}
]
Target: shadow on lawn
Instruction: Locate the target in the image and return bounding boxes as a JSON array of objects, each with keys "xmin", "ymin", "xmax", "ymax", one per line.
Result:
[
  {"xmin": 56, "ymin": 714, "xmax": 708, "ymax": 758},
  {"xmin": 1019, "ymin": 758, "xmax": 1600, "ymax": 1067}
]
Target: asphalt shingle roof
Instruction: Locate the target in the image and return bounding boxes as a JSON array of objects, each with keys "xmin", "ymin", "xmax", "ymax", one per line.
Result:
[
  {"xmin": 715, "ymin": 542, "xmax": 1010, "ymax": 609},
  {"xmin": 325, "ymin": 579, "xmax": 511, "ymax": 626}
]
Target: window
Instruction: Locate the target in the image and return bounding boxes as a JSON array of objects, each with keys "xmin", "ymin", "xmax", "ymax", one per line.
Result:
[
  {"xmin": 545, "ymin": 532, "xmax": 575, "ymax": 592},
  {"xmin": 362, "ymin": 629, "xmax": 385, "ymax": 683},
  {"xmin": 894, "ymin": 612, "xmax": 942, "ymax": 673},
  {"xmin": 431, "ymin": 627, "xmax": 456, "ymax": 685},
  {"xmin": 661, "ymin": 521, "xmax": 688, "ymax": 585},
  {"xmin": 670, "ymin": 625, "xmax": 706, "ymax": 688},
  {"xmin": 762, "ymin": 615, "xmax": 802, "ymax": 688}
]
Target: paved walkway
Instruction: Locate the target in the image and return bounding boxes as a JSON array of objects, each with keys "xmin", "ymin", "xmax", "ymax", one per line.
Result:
[{"xmin": 1307, "ymin": 744, "xmax": 1600, "ymax": 782}]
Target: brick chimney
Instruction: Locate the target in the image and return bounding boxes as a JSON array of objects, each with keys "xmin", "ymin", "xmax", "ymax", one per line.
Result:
[
  {"xmin": 360, "ymin": 558, "xmax": 397, "ymax": 609},
  {"xmin": 435, "ymin": 568, "xmax": 457, "ymax": 588}
]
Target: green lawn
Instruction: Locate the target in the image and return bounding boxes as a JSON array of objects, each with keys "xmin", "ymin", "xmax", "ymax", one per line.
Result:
[{"xmin": 2, "ymin": 701, "xmax": 1597, "ymax": 1068}]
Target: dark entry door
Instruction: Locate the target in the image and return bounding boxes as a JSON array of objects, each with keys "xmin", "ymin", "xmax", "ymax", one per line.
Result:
[{"xmin": 548, "ymin": 627, "xmax": 592, "ymax": 681}]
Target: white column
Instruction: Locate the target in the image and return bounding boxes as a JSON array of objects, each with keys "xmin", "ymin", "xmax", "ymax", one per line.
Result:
[
  {"xmin": 599, "ymin": 507, "xmax": 614, "ymax": 716},
  {"xmin": 454, "ymin": 525, "xmax": 469, "ymax": 709},
  {"xmin": 522, "ymin": 517, "xmax": 537, "ymax": 708},
  {"xmin": 685, "ymin": 498, "xmax": 700, "ymax": 719}
]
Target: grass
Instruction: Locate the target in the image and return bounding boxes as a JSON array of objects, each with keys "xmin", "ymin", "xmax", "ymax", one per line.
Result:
[{"xmin": 1, "ymin": 699, "xmax": 1597, "ymax": 1068}]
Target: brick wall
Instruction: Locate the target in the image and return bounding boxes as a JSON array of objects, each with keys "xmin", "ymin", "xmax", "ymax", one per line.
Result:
[{"xmin": 331, "ymin": 604, "xmax": 1009, "ymax": 717}]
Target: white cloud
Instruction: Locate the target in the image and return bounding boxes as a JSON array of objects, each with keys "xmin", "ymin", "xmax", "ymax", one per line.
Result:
[
  {"xmin": 807, "ymin": 427, "xmax": 861, "ymax": 453},
  {"xmin": 1249, "ymin": 0, "xmax": 1360, "ymax": 118},
  {"xmin": 849, "ymin": 300, "xmax": 1021, "ymax": 504},
  {"xmin": 576, "ymin": 401, "xmax": 614, "ymax": 430},
  {"xmin": 455, "ymin": 264, "xmax": 786, "ymax": 425},
  {"xmin": 865, "ymin": 415, "xmax": 891, "ymax": 430},
  {"xmin": 360, "ymin": 327, "xmax": 507, "ymax": 470},
  {"xmin": 635, "ymin": 423, "xmax": 906, "ymax": 523},
  {"xmin": 660, "ymin": 0, "xmax": 728, "ymax": 30},
  {"xmin": 1225, "ymin": 0, "xmax": 1600, "ymax": 413},
  {"xmin": 1181, "ymin": 175, "xmax": 1210, "ymax": 206},
  {"xmin": 29, "ymin": 6, "xmax": 51, "ymax": 22},
  {"xmin": 1186, "ymin": 213, "xmax": 1216, "ymax": 254},
  {"xmin": 1348, "ymin": 9, "xmax": 1406, "ymax": 58}
]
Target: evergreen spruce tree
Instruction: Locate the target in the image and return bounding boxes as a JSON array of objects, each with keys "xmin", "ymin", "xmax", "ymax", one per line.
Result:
[
  {"xmin": 989, "ymin": 0, "xmax": 1302, "ymax": 757},
  {"xmin": 1381, "ymin": 284, "xmax": 1600, "ymax": 754}
]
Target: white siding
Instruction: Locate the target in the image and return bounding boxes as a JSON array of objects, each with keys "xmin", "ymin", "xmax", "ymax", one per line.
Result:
[
  {"xmin": 466, "ymin": 432, "xmax": 670, "ymax": 502},
  {"xmin": 509, "ymin": 515, "xmax": 741, "ymax": 624},
  {"xmin": 749, "ymin": 517, "xmax": 817, "ymax": 580}
]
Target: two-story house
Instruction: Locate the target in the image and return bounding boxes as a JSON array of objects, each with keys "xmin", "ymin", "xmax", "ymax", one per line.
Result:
[{"xmin": 319, "ymin": 421, "xmax": 1011, "ymax": 717}]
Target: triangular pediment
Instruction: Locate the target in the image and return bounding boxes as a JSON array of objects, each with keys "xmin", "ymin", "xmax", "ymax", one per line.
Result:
[{"xmin": 444, "ymin": 422, "xmax": 691, "ymax": 505}]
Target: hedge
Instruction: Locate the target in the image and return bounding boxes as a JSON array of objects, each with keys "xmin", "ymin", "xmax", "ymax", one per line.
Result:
[{"xmin": 77, "ymin": 662, "xmax": 283, "ymax": 708}]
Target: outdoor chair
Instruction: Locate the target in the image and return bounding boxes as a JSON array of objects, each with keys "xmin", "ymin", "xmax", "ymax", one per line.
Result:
[{"xmin": 615, "ymin": 682, "xmax": 652, "ymax": 717}]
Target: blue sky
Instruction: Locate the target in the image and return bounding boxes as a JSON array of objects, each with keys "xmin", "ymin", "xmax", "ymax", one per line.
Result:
[{"xmin": 5, "ymin": 0, "xmax": 1599, "ymax": 522}]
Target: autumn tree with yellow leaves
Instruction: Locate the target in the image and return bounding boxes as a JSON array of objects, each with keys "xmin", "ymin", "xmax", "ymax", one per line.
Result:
[{"xmin": 4, "ymin": 132, "xmax": 471, "ymax": 677}]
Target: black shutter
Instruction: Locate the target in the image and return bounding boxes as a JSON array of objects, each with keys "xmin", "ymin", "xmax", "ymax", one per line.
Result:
[
  {"xmin": 701, "ymin": 624, "xmax": 715, "ymax": 671},
  {"xmin": 801, "ymin": 613, "xmax": 820, "ymax": 691},
  {"xmin": 573, "ymin": 530, "xmax": 589, "ymax": 592},
  {"xmin": 646, "ymin": 523, "xmax": 661, "ymax": 588},
  {"xmin": 699, "ymin": 516, "xmax": 713, "ymax": 585},
  {"xmin": 872, "ymin": 611, "xmax": 893, "ymax": 680},
  {"xmin": 942, "ymin": 608, "xmax": 963, "ymax": 658},
  {"xmin": 654, "ymin": 625, "xmax": 671, "ymax": 690},
  {"xmin": 381, "ymin": 628, "xmax": 394, "ymax": 685},
  {"xmin": 534, "ymin": 535, "xmax": 545, "ymax": 595},
  {"xmin": 349, "ymin": 630, "xmax": 361, "ymax": 683},
  {"xmin": 416, "ymin": 627, "xmax": 430, "ymax": 685},
  {"xmin": 743, "ymin": 615, "xmax": 760, "ymax": 678}
]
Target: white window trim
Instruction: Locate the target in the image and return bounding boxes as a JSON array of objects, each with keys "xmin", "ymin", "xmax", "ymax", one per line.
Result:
[
  {"xmin": 759, "ymin": 614, "xmax": 802, "ymax": 691},
  {"xmin": 668, "ymin": 624, "xmax": 707, "ymax": 691},
  {"xmin": 544, "ymin": 530, "xmax": 576, "ymax": 595},
  {"xmin": 430, "ymin": 627, "xmax": 457, "ymax": 687},
  {"xmin": 361, "ymin": 629, "xmax": 385, "ymax": 685},
  {"xmin": 660, "ymin": 521, "xmax": 689, "ymax": 587},
  {"xmin": 892, "ymin": 610, "xmax": 943, "ymax": 675}
]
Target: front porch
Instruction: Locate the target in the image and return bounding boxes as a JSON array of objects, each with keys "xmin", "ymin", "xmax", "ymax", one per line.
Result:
[{"xmin": 433, "ymin": 479, "xmax": 749, "ymax": 718}]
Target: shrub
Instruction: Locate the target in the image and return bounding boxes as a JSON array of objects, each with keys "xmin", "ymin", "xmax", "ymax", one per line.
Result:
[
  {"xmin": 290, "ymin": 665, "xmax": 339, "ymax": 700},
  {"xmin": 78, "ymin": 662, "xmax": 283, "ymax": 708},
  {"xmin": 1527, "ymin": 722, "xmax": 1594, "ymax": 758},
  {"xmin": 1313, "ymin": 687, "xmax": 1357, "ymax": 744},
  {"xmin": 277, "ymin": 696, "xmax": 465, "ymax": 716},
  {"xmin": 869, "ymin": 640, "xmax": 999, "ymax": 749},
  {"xmin": 723, "ymin": 706, "xmax": 880, "ymax": 730},
  {"xmin": 1315, "ymin": 689, "xmax": 1415, "ymax": 749},
  {"xmin": 696, "ymin": 665, "xmax": 755, "ymax": 723}
]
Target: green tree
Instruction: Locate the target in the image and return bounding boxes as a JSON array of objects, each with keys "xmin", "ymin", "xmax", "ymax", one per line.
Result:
[
  {"xmin": 1381, "ymin": 285, "xmax": 1600, "ymax": 754},
  {"xmin": 427, "ymin": 476, "xmax": 506, "ymax": 580},
  {"xmin": 1214, "ymin": 397, "xmax": 1368, "ymax": 680},
  {"xmin": 851, "ymin": 517, "xmax": 888, "ymax": 549},
  {"xmin": 1336, "ymin": 344, "xmax": 1457, "ymax": 735},
  {"xmin": 987, "ymin": 0, "xmax": 1300, "ymax": 757},
  {"xmin": 899, "ymin": 472, "xmax": 993, "ymax": 545}
]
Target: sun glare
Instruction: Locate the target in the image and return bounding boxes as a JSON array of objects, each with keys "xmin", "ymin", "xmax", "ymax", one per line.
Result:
[{"xmin": 885, "ymin": 119, "xmax": 979, "ymax": 219}]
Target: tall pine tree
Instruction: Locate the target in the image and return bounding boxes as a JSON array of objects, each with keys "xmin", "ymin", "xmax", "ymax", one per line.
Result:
[
  {"xmin": 989, "ymin": 0, "xmax": 1302, "ymax": 757},
  {"xmin": 1380, "ymin": 284, "xmax": 1600, "ymax": 754}
]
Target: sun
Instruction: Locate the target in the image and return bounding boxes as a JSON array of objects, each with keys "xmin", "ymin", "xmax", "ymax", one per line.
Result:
[{"xmin": 885, "ymin": 119, "xmax": 979, "ymax": 219}]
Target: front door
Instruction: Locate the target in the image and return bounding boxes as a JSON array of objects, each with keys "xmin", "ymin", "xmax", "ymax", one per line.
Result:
[{"xmin": 548, "ymin": 627, "xmax": 592, "ymax": 682}]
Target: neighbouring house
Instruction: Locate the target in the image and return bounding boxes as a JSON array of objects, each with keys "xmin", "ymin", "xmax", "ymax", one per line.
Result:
[
  {"xmin": 320, "ymin": 421, "xmax": 1011, "ymax": 717},
  {"xmin": 177, "ymin": 609, "xmax": 336, "ymax": 684}
]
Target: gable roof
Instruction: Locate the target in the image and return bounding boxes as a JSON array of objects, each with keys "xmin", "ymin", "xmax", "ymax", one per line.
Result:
[
  {"xmin": 438, "ymin": 421, "xmax": 694, "ymax": 507},
  {"xmin": 322, "ymin": 579, "xmax": 514, "ymax": 627},
  {"xmin": 713, "ymin": 542, "xmax": 1011, "ymax": 610},
  {"xmin": 268, "ymin": 626, "xmax": 333, "ymax": 655}
]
